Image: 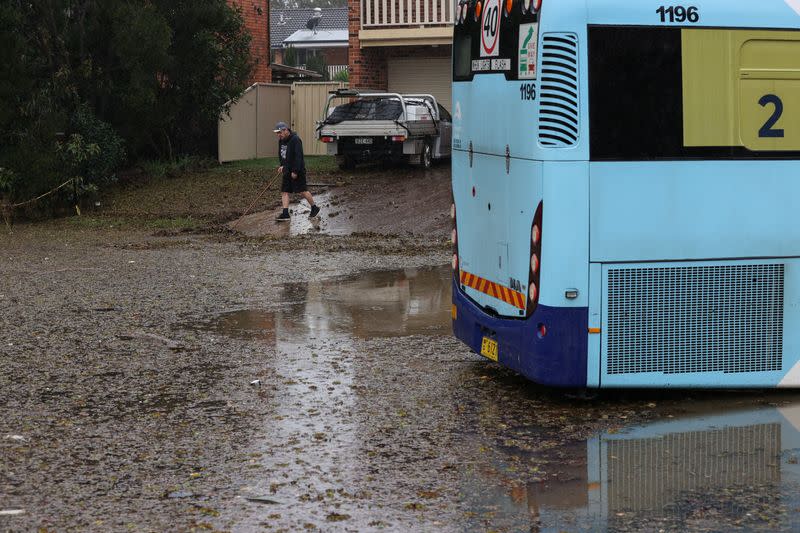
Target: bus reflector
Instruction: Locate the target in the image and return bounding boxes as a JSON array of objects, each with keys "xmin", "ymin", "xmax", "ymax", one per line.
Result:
[
  {"xmin": 537, "ymin": 323, "xmax": 547, "ymax": 338},
  {"xmin": 452, "ymin": 253, "xmax": 458, "ymax": 271},
  {"xmin": 452, "ymin": 229, "xmax": 457, "ymax": 245},
  {"xmin": 391, "ymin": 135, "xmax": 406, "ymax": 142},
  {"xmin": 452, "ymin": 304, "xmax": 458, "ymax": 320},
  {"xmin": 320, "ymin": 136, "xmax": 334, "ymax": 143}
]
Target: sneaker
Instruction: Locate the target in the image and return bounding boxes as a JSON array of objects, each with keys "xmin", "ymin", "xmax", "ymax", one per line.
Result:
[
  {"xmin": 309, "ymin": 205, "xmax": 320, "ymax": 218},
  {"xmin": 275, "ymin": 211, "xmax": 290, "ymax": 222}
]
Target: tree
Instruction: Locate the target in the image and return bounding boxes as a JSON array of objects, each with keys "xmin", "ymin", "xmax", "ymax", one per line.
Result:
[
  {"xmin": 306, "ymin": 54, "xmax": 328, "ymax": 81},
  {"xmin": 0, "ymin": 0, "xmax": 253, "ymax": 208}
]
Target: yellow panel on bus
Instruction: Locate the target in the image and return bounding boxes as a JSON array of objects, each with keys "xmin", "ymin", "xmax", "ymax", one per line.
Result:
[{"xmin": 682, "ymin": 29, "xmax": 800, "ymax": 151}]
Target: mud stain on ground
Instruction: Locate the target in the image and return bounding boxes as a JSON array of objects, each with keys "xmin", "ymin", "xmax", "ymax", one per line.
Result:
[{"xmin": 230, "ymin": 164, "xmax": 452, "ymax": 238}]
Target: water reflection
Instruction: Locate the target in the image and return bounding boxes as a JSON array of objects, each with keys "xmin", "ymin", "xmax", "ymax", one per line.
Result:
[
  {"xmin": 195, "ymin": 265, "xmax": 452, "ymax": 341},
  {"xmin": 465, "ymin": 405, "xmax": 800, "ymax": 532}
]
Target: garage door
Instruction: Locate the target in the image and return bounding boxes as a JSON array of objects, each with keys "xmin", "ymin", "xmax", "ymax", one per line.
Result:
[{"xmin": 387, "ymin": 57, "xmax": 452, "ymax": 113}]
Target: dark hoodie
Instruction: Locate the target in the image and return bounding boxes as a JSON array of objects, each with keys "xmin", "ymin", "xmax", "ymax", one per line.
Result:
[{"xmin": 278, "ymin": 131, "xmax": 306, "ymax": 178}]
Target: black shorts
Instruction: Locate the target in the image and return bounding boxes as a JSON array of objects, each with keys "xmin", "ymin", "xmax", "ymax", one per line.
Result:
[{"xmin": 281, "ymin": 173, "xmax": 307, "ymax": 193}]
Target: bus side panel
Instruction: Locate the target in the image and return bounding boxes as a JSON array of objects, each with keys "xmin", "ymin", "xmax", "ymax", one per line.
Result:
[
  {"xmin": 540, "ymin": 161, "xmax": 590, "ymax": 307},
  {"xmin": 586, "ymin": 0, "xmax": 800, "ymax": 28},
  {"xmin": 589, "ymin": 161, "xmax": 800, "ymax": 262}
]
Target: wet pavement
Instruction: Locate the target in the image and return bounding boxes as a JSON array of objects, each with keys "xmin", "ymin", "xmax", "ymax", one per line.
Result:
[{"xmin": 3, "ymin": 225, "xmax": 800, "ymax": 531}]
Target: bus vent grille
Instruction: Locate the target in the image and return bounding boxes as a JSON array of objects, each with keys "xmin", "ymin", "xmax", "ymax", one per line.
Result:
[
  {"xmin": 538, "ymin": 33, "xmax": 579, "ymax": 148},
  {"xmin": 606, "ymin": 264, "xmax": 784, "ymax": 375}
]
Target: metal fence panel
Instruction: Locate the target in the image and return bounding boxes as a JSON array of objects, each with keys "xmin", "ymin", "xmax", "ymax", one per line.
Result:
[
  {"xmin": 291, "ymin": 82, "xmax": 347, "ymax": 156},
  {"xmin": 218, "ymin": 83, "xmax": 291, "ymax": 162}
]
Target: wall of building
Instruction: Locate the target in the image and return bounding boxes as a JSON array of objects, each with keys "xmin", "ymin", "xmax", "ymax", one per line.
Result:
[
  {"xmin": 228, "ymin": 0, "xmax": 271, "ymax": 83},
  {"xmin": 322, "ymin": 48, "xmax": 349, "ymax": 66},
  {"xmin": 348, "ymin": 0, "xmax": 450, "ymax": 90}
]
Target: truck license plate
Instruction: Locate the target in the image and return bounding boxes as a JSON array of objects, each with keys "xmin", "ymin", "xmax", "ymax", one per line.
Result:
[
  {"xmin": 480, "ymin": 337, "xmax": 498, "ymax": 361},
  {"xmin": 354, "ymin": 137, "xmax": 373, "ymax": 144}
]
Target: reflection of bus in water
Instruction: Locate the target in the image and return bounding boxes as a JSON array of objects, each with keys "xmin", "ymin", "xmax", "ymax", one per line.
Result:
[
  {"xmin": 450, "ymin": 0, "xmax": 800, "ymax": 387},
  {"xmin": 464, "ymin": 405, "xmax": 800, "ymax": 531}
]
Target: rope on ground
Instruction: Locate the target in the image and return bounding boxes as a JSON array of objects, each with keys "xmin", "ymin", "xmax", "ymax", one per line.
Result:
[
  {"xmin": 1, "ymin": 177, "xmax": 76, "ymax": 231},
  {"xmin": 9, "ymin": 178, "xmax": 75, "ymax": 208}
]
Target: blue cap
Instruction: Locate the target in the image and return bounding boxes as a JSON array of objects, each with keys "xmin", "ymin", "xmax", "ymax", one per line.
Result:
[{"xmin": 273, "ymin": 121, "xmax": 289, "ymax": 132}]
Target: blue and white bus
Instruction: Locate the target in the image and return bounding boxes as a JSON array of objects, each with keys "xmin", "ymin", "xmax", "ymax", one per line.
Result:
[{"xmin": 450, "ymin": 0, "xmax": 800, "ymax": 387}]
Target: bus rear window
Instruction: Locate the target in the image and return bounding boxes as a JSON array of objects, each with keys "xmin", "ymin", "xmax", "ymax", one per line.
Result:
[
  {"xmin": 589, "ymin": 25, "xmax": 800, "ymax": 161},
  {"xmin": 454, "ymin": 34, "xmax": 472, "ymax": 80}
]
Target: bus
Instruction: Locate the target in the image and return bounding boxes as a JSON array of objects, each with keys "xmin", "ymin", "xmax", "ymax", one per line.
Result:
[{"xmin": 450, "ymin": 0, "xmax": 800, "ymax": 388}]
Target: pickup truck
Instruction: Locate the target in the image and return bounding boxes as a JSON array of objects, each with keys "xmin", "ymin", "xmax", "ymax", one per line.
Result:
[{"xmin": 317, "ymin": 89, "xmax": 452, "ymax": 169}]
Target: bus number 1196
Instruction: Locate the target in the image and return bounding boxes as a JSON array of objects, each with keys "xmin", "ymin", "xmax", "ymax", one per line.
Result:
[
  {"xmin": 657, "ymin": 5, "xmax": 699, "ymax": 23},
  {"xmin": 520, "ymin": 83, "xmax": 536, "ymax": 101}
]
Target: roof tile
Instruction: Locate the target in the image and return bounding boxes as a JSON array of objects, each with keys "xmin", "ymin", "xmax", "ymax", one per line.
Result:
[{"xmin": 270, "ymin": 7, "xmax": 348, "ymax": 48}]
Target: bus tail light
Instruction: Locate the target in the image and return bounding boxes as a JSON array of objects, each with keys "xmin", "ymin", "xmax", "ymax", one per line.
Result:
[
  {"xmin": 527, "ymin": 201, "xmax": 543, "ymax": 317},
  {"xmin": 475, "ymin": 1, "xmax": 482, "ymax": 20},
  {"xmin": 505, "ymin": 0, "xmax": 513, "ymax": 15},
  {"xmin": 451, "ymin": 200, "xmax": 459, "ymax": 280},
  {"xmin": 522, "ymin": 0, "xmax": 532, "ymax": 13},
  {"xmin": 320, "ymin": 136, "xmax": 335, "ymax": 143},
  {"xmin": 391, "ymin": 135, "xmax": 406, "ymax": 142},
  {"xmin": 533, "ymin": 0, "xmax": 542, "ymax": 13}
]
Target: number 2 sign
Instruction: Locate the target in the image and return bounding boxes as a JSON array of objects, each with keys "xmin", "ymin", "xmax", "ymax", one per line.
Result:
[{"xmin": 480, "ymin": 0, "xmax": 501, "ymax": 57}]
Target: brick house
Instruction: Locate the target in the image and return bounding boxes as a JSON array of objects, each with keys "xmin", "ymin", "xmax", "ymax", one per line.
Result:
[
  {"xmin": 348, "ymin": 0, "xmax": 454, "ymax": 110},
  {"xmin": 271, "ymin": 8, "xmax": 349, "ymax": 80},
  {"xmin": 228, "ymin": 0, "xmax": 271, "ymax": 83}
]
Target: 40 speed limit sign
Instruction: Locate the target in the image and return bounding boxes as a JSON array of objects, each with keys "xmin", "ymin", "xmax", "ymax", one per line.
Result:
[{"xmin": 480, "ymin": 0, "xmax": 501, "ymax": 57}]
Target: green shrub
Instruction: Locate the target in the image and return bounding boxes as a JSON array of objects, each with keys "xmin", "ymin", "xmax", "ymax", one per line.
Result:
[
  {"xmin": 332, "ymin": 69, "xmax": 349, "ymax": 82},
  {"xmin": 69, "ymin": 105, "xmax": 126, "ymax": 186}
]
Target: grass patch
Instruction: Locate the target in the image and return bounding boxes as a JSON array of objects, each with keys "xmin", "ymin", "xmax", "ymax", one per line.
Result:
[
  {"xmin": 139, "ymin": 156, "xmax": 215, "ymax": 179},
  {"xmin": 211, "ymin": 156, "xmax": 338, "ymax": 175},
  {"xmin": 95, "ymin": 156, "xmax": 341, "ymax": 227},
  {"xmin": 67, "ymin": 216, "xmax": 130, "ymax": 229}
]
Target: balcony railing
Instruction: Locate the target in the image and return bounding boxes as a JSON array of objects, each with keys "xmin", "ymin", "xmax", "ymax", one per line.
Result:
[
  {"xmin": 361, "ymin": 0, "xmax": 454, "ymax": 28},
  {"xmin": 327, "ymin": 65, "xmax": 348, "ymax": 78}
]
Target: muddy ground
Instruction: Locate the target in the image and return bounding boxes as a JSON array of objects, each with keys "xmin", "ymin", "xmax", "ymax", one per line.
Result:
[{"xmin": 3, "ymin": 161, "xmax": 800, "ymax": 532}]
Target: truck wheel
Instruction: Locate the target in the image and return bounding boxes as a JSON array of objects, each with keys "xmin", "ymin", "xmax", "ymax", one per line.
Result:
[{"xmin": 422, "ymin": 141, "xmax": 432, "ymax": 169}]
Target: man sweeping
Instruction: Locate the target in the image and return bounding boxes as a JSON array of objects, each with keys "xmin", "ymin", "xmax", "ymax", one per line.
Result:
[{"xmin": 274, "ymin": 121, "xmax": 320, "ymax": 221}]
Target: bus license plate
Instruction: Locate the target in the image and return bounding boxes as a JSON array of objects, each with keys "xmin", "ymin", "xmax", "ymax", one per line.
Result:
[
  {"xmin": 354, "ymin": 137, "xmax": 373, "ymax": 144},
  {"xmin": 480, "ymin": 337, "xmax": 498, "ymax": 361}
]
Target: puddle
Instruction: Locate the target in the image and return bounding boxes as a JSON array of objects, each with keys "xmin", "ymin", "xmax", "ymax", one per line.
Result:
[
  {"xmin": 463, "ymin": 403, "xmax": 800, "ymax": 531},
  {"xmin": 192, "ymin": 265, "xmax": 452, "ymax": 341}
]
